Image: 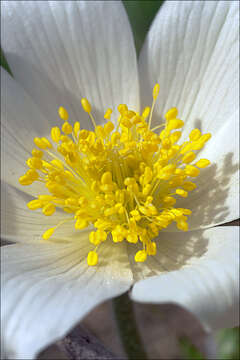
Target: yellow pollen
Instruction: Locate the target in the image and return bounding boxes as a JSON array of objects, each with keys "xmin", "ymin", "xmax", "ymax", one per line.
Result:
[{"xmin": 19, "ymin": 84, "xmax": 211, "ymax": 266}]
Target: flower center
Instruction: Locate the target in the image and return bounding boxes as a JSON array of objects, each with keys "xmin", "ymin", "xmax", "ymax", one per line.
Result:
[{"xmin": 19, "ymin": 84, "xmax": 211, "ymax": 266}]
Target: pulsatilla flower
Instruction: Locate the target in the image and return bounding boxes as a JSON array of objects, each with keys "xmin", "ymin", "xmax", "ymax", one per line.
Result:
[{"xmin": 1, "ymin": 1, "xmax": 239, "ymax": 359}]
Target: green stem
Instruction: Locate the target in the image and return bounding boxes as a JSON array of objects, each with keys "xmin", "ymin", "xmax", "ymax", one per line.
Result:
[
  {"xmin": 113, "ymin": 292, "xmax": 148, "ymax": 360},
  {"xmin": 0, "ymin": 48, "xmax": 12, "ymax": 76}
]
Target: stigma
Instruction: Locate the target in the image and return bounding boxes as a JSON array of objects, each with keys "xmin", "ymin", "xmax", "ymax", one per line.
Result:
[{"xmin": 19, "ymin": 84, "xmax": 211, "ymax": 266}]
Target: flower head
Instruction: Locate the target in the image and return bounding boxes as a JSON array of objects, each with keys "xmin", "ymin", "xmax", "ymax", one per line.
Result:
[
  {"xmin": 1, "ymin": 1, "xmax": 239, "ymax": 359},
  {"xmin": 19, "ymin": 85, "xmax": 211, "ymax": 266}
]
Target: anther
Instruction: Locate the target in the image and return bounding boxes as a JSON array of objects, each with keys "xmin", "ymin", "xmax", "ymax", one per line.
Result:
[{"xmin": 58, "ymin": 106, "xmax": 69, "ymax": 121}]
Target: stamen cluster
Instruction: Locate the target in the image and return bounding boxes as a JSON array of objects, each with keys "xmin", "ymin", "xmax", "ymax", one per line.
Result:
[{"xmin": 19, "ymin": 85, "xmax": 211, "ymax": 265}]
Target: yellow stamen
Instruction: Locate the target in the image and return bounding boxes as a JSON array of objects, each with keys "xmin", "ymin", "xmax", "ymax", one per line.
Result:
[
  {"xmin": 19, "ymin": 84, "xmax": 211, "ymax": 266},
  {"xmin": 104, "ymin": 108, "xmax": 113, "ymax": 120},
  {"xmin": 87, "ymin": 251, "xmax": 98, "ymax": 266},
  {"xmin": 58, "ymin": 106, "xmax": 69, "ymax": 121}
]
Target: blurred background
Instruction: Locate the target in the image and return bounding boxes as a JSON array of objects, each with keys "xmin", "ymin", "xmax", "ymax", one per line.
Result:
[{"xmin": 1, "ymin": 1, "xmax": 239, "ymax": 359}]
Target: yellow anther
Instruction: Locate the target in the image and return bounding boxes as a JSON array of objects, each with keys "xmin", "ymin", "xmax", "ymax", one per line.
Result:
[
  {"xmin": 201, "ymin": 133, "xmax": 212, "ymax": 142},
  {"xmin": 58, "ymin": 106, "xmax": 69, "ymax": 121},
  {"xmin": 189, "ymin": 129, "xmax": 201, "ymax": 141},
  {"xmin": 27, "ymin": 157, "xmax": 43, "ymax": 169},
  {"xmin": 112, "ymin": 232, "xmax": 124, "ymax": 243},
  {"xmin": 182, "ymin": 152, "xmax": 196, "ymax": 164},
  {"xmin": 146, "ymin": 196, "xmax": 153, "ymax": 204},
  {"xmin": 19, "ymin": 175, "xmax": 33, "ymax": 186},
  {"xmin": 139, "ymin": 206, "xmax": 148, "ymax": 216},
  {"xmin": 42, "ymin": 203, "xmax": 56, "ymax": 216},
  {"xmin": 167, "ymin": 119, "xmax": 184, "ymax": 131},
  {"xmin": 147, "ymin": 242, "xmax": 157, "ymax": 256},
  {"xmin": 118, "ymin": 104, "xmax": 128, "ymax": 115},
  {"xmin": 142, "ymin": 107, "xmax": 150, "ymax": 119},
  {"xmin": 38, "ymin": 195, "xmax": 54, "ymax": 201},
  {"xmin": 74, "ymin": 122, "xmax": 80, "ymax": 137},
  {"xmin": 51, "ymin": 127, "xmax": 61, "ymax": 143},
  {"xmin": 195, "ymin": 159, "xmax": 211, "ymax": 168},
  {"xmin": 32, "ymin": 149, "xmax": 43, "ymax": 158},
  {"xmin": 121, "ymin": 117, "xmax": 132, "ymax": 128},
  {"xmin": 177, "ymin": 220, "xmax": 188, "ymax": 231},
  {"xmin": 62, "ymin": 121, "xmax": 73, "ymax": 135},
  {"xmin": 101, "ymin": 171, "xmax": 112, "ymax": 184},
  {"xmin": 81, "ymin": 98, "xmax": 92, "ymax": 113},
  {"xmin": 130, "ymin": 210, "xmax": 141, "ymax": 221},
  {"xmin": 178, "ymin": 208, "xmax": 192, "ymax": 215},
  {"xmin": 176, "ymin": 189, "xmax": 188, "ymax": 198},
  {"xmin": 162, "ymin": 164, "xmax": 177, "ymax": 174},
  {"xmin": 182, "ymin": 181, "xmax": 197, "ymax": 191},
  {"xmin": 42, "ymin": 137, "xmax": 52, "ymax": 149},
  {"xmin": 104, "ymin": 108, "xmax": 112, "ymax": 120},
  {"xmin": 135, "ymin": 250, "xmax": 147, "ymax": 263},
  {"xmin": 152, "ymin": 83, "xmax": 160, "ymax": 100},
  {"xmin": 169, "ymin": 131, "xmax": 182, "ymax": 144},
  {"xmin": 104, "ymin": 207, "xmax": 116, "ymax": 217},
  {"xmin": 51, "ymin": 159, "xmax": 64, "ymax": 170},
  {"xmin": 104, "ymin": 121, "xmax": 114, "ymax": 134},
  {"xmin": 27, "ymin": 199, "xmax": 43, "ymax": 210},
  {"xmin": 79, "ymin": 129, "xmax": 89, "ymax": 139},
  {"xmin": 180, "ymin": 142, "xmax": 193, "ymax": 154},
  {"xmin": 34, "ymin": 137, "xmax": 48, "ymax": 149},
  {"xmin": 75, "ymin": 219, "xmax": 89, "ymax": 229},
  {"xmin": 142, "ymin": 184, "xmax": 151, "ymax": 196},
  {"xmin": 165, "ymin": 107, "xmax": 178, "ymax": 121},
  {"xmin": 144, "ymin": 167, "xmax": 153, "ymax": 183},
  {"xmin": 96, "ymin": 125, "xmax": 105, "ymax": 138},
  {"xmin": 126, "ymin": 110, "xmax": 136, "ymax": 119},
  {"xmin": 96, "ymin": 229, "xmax": 107, "ymax": 242},
  {"xmin": 185, "ymin": 165, "xmax": 200, "ymax": 177},
  {"xmin": 132, "ymin": 115, "xmax": 142, "ymax": 125},
  {"xmin": 87, "ymin": 251, "xmax": 98, "ymax": 266},
  {"xmin": 163, "ymin": 196, "xmax": 176, "ymax": 206},
  {"xmin": 90, "ymin": 230, "xmax": 107, "ymax": 246},
  {"xmin": 89, "ymin": 232, "xmax": 99, "ymax": 245},
  {"xmin": 170, "ymin": 209, "xmax": 182, "ymax": 218},
  {"xmin": 42, "ymin": 227, "xmax": 56, "ymax": 240},
  {"xmin": 162, "ymin": 138, "xmax": 172, "ymax": 149},
  {"xmin": 26, "ymin": 169, "xmax": 39, "ymax": 181},
  {"xmin": 127, "ymin": 233, "xmax": 138, "ymax": 244}
]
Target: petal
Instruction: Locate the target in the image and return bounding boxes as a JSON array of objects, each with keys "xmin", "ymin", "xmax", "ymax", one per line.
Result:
[
  {"xmin": 139, "ymin": 1, "xmax": 239, "ymax": 135},
  {"xmin": 1, "ymin": 182, "xmax": 79, "ymax": 244},
  {"xmin": 130, "ymin": 226, "xmax": 239, "ymax": 331},
  {"xmin": 1, "ymin": 238, "xmax": 133, "ymax": 359},
  {"xmin": 1, "ymin": 68, "xmax": 80, "ymax": 243},
  {"xmin": 1, "ymin": 68, "xmax": 52, "ymax": 195},
  {"xmin": 174, "ymin": 112, "xmax": 239, "ymax": 230},
  {"xmin": 2, "ymin": 1, "xmax": 139, "ymax": 125}
]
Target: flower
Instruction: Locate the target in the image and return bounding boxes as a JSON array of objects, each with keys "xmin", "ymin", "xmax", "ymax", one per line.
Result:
[{"xmin": 1, "ymin": 1, "xmax": 239, "ymax": 359}]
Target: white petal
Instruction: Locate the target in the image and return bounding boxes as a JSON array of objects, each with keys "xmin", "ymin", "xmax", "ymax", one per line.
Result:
[
  {"xmin": 139, "ymin": 1, "xmax": 239, "ymax": 135},
  {"xmin": 1, "ymin": 68, "xmax": 52, "ymax": 194},
  {"xmin": 1, "ymin": 182, "xmax": 80, "ymax": 244},
  {"xmin": 173, "ymin": 112, "xmax": 239, "ymax": 230},
  {"xmin": 1, "ymin": 68, "xmax": 83, "ymax": 243},
  {"xmin": 1, "ymin": 239, "xmax": 133, "ymax": 359},
  {"xmin": 130, "ymin": 226, "xmax": 239, "ymax": 331},
  {"xmin": 2, "ymin": 1, "xmax": 139, "ymax": 125}
]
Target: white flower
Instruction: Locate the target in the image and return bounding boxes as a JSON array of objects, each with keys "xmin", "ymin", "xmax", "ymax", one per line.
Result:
[{"xmin": 1, "ymin": 1, "xmax": 239, "ymax": 359}]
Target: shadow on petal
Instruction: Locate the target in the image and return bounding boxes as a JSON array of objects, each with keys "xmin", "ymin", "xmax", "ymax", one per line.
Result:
[
  {"xmin": 179, "ymin": 152, "xmax": 239, "ymax": 229},
  {"xmin": 127, "ymin": 228, "xmax": 209, "ymax": 281}
]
